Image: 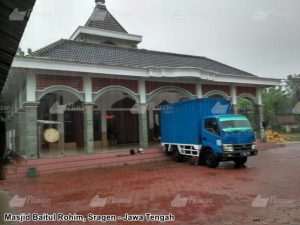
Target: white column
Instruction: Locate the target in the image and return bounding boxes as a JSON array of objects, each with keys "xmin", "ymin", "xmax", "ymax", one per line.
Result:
[
  {"xmin": 230, "ymin": 85, "xmax": 238, "ymax": 113},
  {"xmin": 26, "ymin": 72, "xmax": 36, "ymax": 102},
  {"xmin": 256, "ymin": 87, "xmax": 262, "ymax": 105},
  {"xmin": 5, "ymin": 119, "xmax": 10, "ymax": 149},
  {"xmin": 24, "ymin": 102, "xmax": 39, "ymax": 159},
  {"xmin": 83, "ymin": 75, "xmax": 94, "ymax": 152},
  {"xmin": 256, "ymin": 87, "xmax": 264, "ymax": 139},
  {"xmin": 138, "ymin": 79, "xmax": 148, "ymax": 148},
  {"xmin": 230, "ymin": 85, "xmax": 237, "ymax": 104},
  {"xmin": 196, "ymin": 81, "xmax": 203, "ymax": 98},
  {"xmin": 24, "ymin": 72, "xmax": 39, "ymax": 158},
  {"xmin": 138, "ymin": 79, "xmax": 146, "ymax": 104},
  {"xmin": 84, "ymin": 75, "xmax": 93, "ymax": 103},
  {"xmin": 57, "ymin": 113, "xmax": 65, "ymax": 153},
  {"xmin": 5, "ymin": 118, "xmax": 12, "ymax": 150},
  {"xmin": 11, "ymin": 99, "xmax": 18, "ymax": 152},
  {"xmin": 14, "ymin": 96, "xmax": 18, "ymax": 113},
  {"xmin": 18, "ymin": 91, "xmax": 23, "ymax": 109},
  {"xmin": 84, "ymin": 104, "xmax": 94, "ymax": 154}
]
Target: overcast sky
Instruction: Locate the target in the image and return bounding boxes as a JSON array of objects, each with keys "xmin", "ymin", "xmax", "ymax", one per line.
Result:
[{"xmin": 19, "ymin": 0, "xmax": 300, "ymax": 79}]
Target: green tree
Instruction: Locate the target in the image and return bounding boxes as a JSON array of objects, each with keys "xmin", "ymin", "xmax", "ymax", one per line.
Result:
[
  {"xmin": 262, "ymin": 86, "xmax": 292, "ymax": 129},
  {"xmin": 285, "ymin": 74, "xmax": 300, "ymax": 104},
  {"xmin": 237, "ymin": 98, "xmax": 255, "ymax": 126},
  {"xmin": 285, "ymin": 75, "xmax": 300, "ymax": 129},
  {"xmin": 27, "ymin": 48, "xmax": 34, "ymax": 56},
  {"xmin": 16, "ymin": 47, "xmax": 34, "ymax": 56},
  {"xmin": 16, "ymin": 47, "xmax": 25, "ymax": 56}
]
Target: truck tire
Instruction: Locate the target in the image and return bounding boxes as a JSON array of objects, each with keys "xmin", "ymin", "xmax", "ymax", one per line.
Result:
[
  {"xmin": 205, "ymin": 149, "xmax": 219, "ymax": 168},
  {"xmin": 0, "ymin": 165, "xmax": 5, "ymax": 180},
  {"xmin": 197, "ymin": 149, "xmax": 206, "ymax": 165},
  {"xmin": 233, "ymin": 157, "xmax": 247, "ymax": 167},
  {"xmin": 164, "ymin": 145, "xmax": 172, "ymax": 156},
  {"xmin": 172, "ymin": 146, "xmax": 184, "ymax": 162}
]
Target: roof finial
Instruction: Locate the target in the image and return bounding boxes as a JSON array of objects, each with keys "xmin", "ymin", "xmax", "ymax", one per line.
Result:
[{"xmin": 95, "ymin": 0, "xmax": 105, "ymax": 5}]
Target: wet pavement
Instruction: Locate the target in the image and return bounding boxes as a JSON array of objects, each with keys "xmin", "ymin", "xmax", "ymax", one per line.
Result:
[
  {"xmin": 0, "ymin": 144, "xmax": 300, "ymax": 225},
  {"xmin": 0, "ymin": 191, "xmax": 17, "ymax": 225}
]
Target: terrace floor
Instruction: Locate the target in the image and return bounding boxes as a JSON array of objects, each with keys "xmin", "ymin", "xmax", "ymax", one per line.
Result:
[{"xmin": 1, "ymin": 144, "xmax": 299, "ymax": 225}]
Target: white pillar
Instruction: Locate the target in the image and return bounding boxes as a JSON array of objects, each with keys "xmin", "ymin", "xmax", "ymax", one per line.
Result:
[
  {"xmin": 24, "ymin": 102, "xmax": 39, "ymax": 159},
  {"xmin": 26, "ymin": 72, "xmax": 36, "ymax": 102},
  {"xmin": 138, "ymin": 79, "xmax": 146, "ymax": 104},
  {"xmin": 256, "ymin": 87, "xmax": 264, "ymax": 139},
  {"xmin": 18, "ymin": 90, "xmax": 23, "ymax": 109},
  {"xmin": 6, "ymin": 118, "xmax": 12, "ymax": 149},
  {"xmin": 57, "ymin": 113, "xmax": 65, "ymax": 153},
  {"xmin": 138, "ymin": 79, "xmax": 148, "ymax": 148},
  {"xmin": 84, "ymin": 75, "xmax": 93, "ymax": 103},
  {"xmin": 84, "ymin": 103, "xmax": 94, "ymax": 154},
  {"xmin": 230, "ymin": 85, "xmax": 237, "ymax": 104},
  {"xmin": 14, "ymin": 97, "xmax": 18, "ymax": 113},
  {"xmin": 230, "ymin": 85, "xmax": 238, "ymax": 113},
  {"xmin": 5, "ymin": 119, "xmax": 10, "ymax": 149},
  {"xmin": 24, "ymin": 72, "xmax": 39, "ymax": 158},
  {"xmin": 256, "ymin": 87, "xmax": 262, "ymax": 105},
  {"xmin": 196, "ymin": 82, "xmax": 203, "ymax": 98},
  {"xmin": 83, "ymin": 75, "xmax": 94, "ymax": 151}
]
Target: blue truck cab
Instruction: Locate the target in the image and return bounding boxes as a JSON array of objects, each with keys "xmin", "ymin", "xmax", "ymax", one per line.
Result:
[{"xmin": 160, "ymin": 98, "xmax": 257, "ymax": 168}]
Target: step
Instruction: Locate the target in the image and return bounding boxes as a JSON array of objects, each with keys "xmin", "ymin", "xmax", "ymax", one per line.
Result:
[
  {"xmin": 5, "ymin": 142, "xmax": 283, "ymax": 178},
  {"xmin": 5, "ymin": 148, "xmax": 169, "ymax": 178}
]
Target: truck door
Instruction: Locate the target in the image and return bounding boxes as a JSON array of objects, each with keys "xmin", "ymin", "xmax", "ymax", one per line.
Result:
[{"xmin": 202, "ymin": 118, "xmax": 222, "ymax": 153}]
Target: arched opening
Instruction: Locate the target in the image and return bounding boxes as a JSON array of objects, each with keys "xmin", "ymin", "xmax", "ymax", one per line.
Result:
[
  {"xmin": 93, "ymin": 90, "xmax": 139, "ymax": 150},
  {"xmin": 205, "ymin": 90, "xmax": 229, "ymax": 99},
  {"xmin": 208, "ymin": 94, "xmax": 225, "ymax": 99},
  {"xmin": 37, "ymin": 85, "xmax": 84, "ymax": 102},
  {"xmin": 37, "ymin": 91, "xmax": 84, "ymax": 158},
  {"xmin": 147, "ymin": 90, "xmax": 192, "ymax": 144},
  {"xmin": 237, "ymin": 97, "xmax": 257, "ymax": 131}
]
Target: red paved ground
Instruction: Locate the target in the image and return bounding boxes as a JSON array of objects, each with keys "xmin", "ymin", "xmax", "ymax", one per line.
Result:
[{"xmin": 1, "ymin": 144, "xmax": 300, "ymax": 225}]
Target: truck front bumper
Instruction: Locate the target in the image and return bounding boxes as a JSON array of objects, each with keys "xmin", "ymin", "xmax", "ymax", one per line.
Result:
[{"xmin": 218, "ymin": 149, "xmax": 258, "ymax": 160}]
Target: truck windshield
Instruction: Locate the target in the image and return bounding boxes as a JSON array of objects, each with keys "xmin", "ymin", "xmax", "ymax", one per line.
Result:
[{"xmin": 219, "ymin": 115, "xmax": 252, "ymax": 133}]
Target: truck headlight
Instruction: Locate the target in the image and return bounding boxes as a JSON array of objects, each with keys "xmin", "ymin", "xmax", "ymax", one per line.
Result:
[
  {"xmin": 252, "ymin": 142, "xmax": 256, "ymax": 150},
  {"xmin": 223, "ymin": 144, "xmax": 234, "ymax": 152}
]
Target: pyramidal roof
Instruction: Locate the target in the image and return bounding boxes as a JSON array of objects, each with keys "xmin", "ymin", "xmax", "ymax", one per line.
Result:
[{"xmin": 85, "ymin": 0, "xmax": 128, "ymax": 33}]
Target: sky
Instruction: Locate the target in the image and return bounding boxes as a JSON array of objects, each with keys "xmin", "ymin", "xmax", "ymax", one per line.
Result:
[{"xmin": 19, "ymin": 0, "xmax": 300, "ymax": 79}]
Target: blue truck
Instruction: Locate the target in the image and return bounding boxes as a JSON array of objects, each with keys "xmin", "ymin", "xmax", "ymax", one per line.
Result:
[{"xmin": 160, "ymin": 98, "xmax": 257, "ymax": 168}]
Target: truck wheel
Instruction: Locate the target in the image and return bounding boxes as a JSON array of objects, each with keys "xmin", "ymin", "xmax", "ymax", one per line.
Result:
[
  {"xmin": 164, "ymin": 145, "xmax": 172, "ymax": 156},
  {"xmin": 0, "ymin": 166, "xmax": 5, "ymax": 180},
  {"xmin": 172, "ymin": 146, "xmax": 184, "ymax": 162},
  {"xmin": 197, "ymin": 149, "xmax": 206, "ymax": 165},
  {"xmin": 205, "ymin": 150, "xmax": 219, "ymax": 168},
  {"xmin": 233, "ymin": 157, "xmax": 247, "ymax": 167}
]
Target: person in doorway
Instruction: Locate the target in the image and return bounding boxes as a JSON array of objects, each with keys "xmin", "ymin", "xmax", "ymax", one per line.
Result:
[{"xmin": 107, "ymin": 123, "xmax": 118, "ymax": 146}]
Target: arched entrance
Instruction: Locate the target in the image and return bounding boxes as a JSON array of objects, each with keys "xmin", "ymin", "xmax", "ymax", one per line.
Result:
[
  {"xmin": 208, "ymin": 94, "xmax": 226, "ymax": 99},
  {"xmin": 37, "ymin": 90, "xmax": 84, "ymax": 157},
  {"xmin": 205, "ymin": 90, "xmax": 230, "ymax": 99},
  {"xmin": 237, "ymin": 96, "xmax": 257, "ymax": 132},
  {"xmin": 93, "ymin": 89, "xmax": 139, "ymax": 150},
  {"xmin": 147, "ymin": 88, "xmax": 193, "ymax": 143}
]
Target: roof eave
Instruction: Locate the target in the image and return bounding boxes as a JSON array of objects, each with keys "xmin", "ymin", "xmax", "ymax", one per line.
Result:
[
  {"xmin": 70, "ymin": 26, "xmax": 142, "ymax": 44},
  {"xmin": 8, "ymin": 56, "xmax": 281, "ymax": 87}
]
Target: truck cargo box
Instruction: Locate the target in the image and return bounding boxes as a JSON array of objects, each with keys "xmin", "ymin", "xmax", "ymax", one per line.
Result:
[{"xmin": 160, "ymin": 98, "xmax": 232, "ymax": 145}]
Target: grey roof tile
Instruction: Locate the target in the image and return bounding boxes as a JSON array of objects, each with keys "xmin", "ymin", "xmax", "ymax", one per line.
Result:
[
  {"xmin": 85, "ymin": 4, "xmax": 127, "ymax": 33},
  {"xmin": 33, "ymin": 39, "xmax": 256, "ymax": 77}
]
